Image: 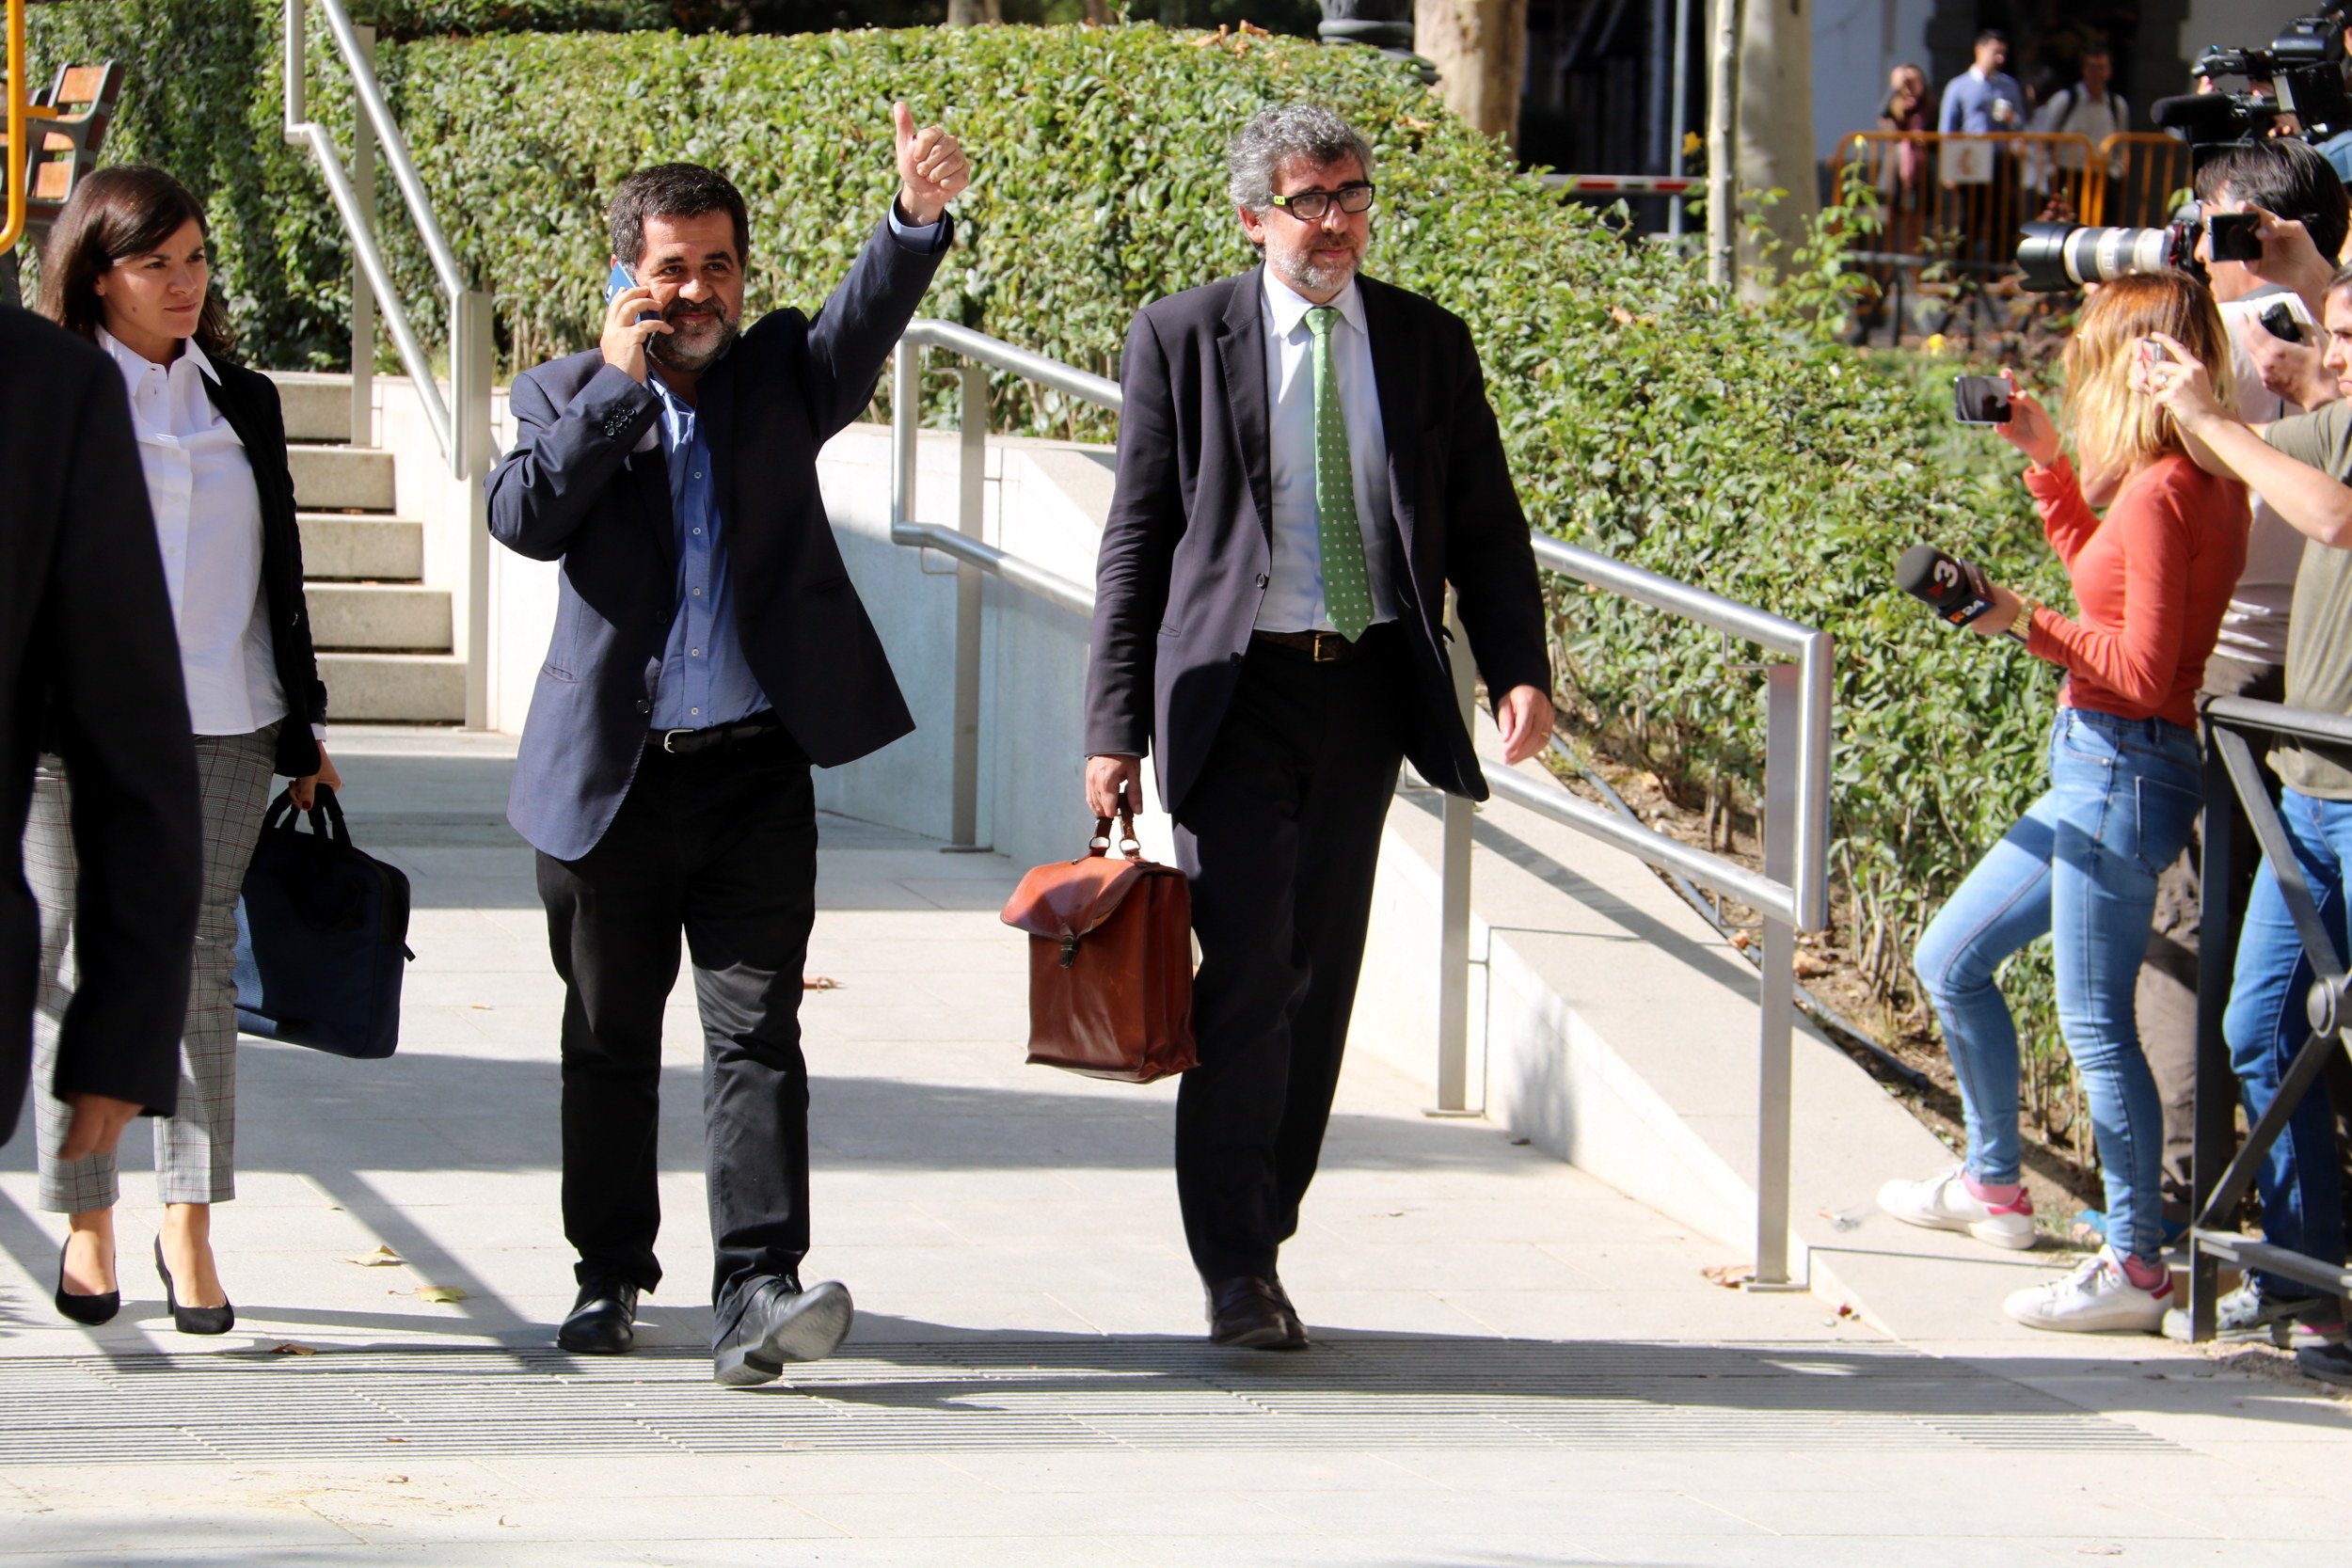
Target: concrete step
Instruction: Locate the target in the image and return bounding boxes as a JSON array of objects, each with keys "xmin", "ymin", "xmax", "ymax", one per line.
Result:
[
  {"xmin": 307, "ymin": 582, "xmax": 452, "ymax": 652},
  {"xmin": 298, "ymin": 514, "xmax": 423, "ymax": 582},
  {"xmin": 267, "ymin": 370, "xmax": 356, "ymax": 445},
  {"xmin": 317, "ymin": 652, "xmax": 466, "ymax": 723},
  {"xmin": 290, "ymin": 445, "xmax": 395, "ymax": 513}
]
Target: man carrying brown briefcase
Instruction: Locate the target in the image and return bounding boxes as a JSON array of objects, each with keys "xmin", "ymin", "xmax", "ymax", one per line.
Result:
[{"xmin": 1082, "ymin": 106, "xmax": 1554, "ymax": 1351}]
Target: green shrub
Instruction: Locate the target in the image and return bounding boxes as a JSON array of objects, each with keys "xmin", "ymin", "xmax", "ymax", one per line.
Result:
[{"xmin": 25, "ymin": 15, "xmax": 2082, "ymax": 1115}]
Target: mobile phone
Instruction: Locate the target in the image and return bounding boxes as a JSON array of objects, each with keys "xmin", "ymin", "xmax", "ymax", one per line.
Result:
[
  {"xmin": 2137, "ymin": 337, "xmax": 2173, "ymax": 368},
  {"xmin": 2207, "ymin": 211, "xmax": 2262, "ymax": 264},
  {"xmin": 604, "ymin": 260, "xmax": 656, "ymax": 323},
  {"xmin": 2261, "ymin": 300, "xmax": 2305, "ymax": 344},
  {"xmin": 1953, "ymin": 374, "xmax": 2011, "ymax": 426}
]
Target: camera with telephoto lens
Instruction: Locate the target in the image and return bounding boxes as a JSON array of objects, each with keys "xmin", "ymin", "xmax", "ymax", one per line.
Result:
[
  {"xmin": 2011, "ymin": 7, "xmax": 2350, "ymax": 290},
  {"xmin": 2014, "ymin": 207, "xmax": 2263, "ymax": 293}
]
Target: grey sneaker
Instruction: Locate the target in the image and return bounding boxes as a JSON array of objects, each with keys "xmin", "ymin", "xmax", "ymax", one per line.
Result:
[
  {"xmin": 2296, "ymin": 1339, "xmax": 2352, "ymax": 1386},
  {"xmin": 2160, "ymin": 1281, "xmax": 2347, "ymax": 1346}
]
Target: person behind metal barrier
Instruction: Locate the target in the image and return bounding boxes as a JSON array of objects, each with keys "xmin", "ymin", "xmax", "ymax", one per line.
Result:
[
  {"xmin": 2138, "ymin": 270, "xmax": 2352, "ymax": 1370},
  {"xmin": 1082, "ymin": 105, "xmax": 1553, "ymax": 1350},
  {"xmin": 1879, "ymin": 274, "xmax": 2250, "ymax": 1335},
  {"xmin": 1939, "ymin": 30, "xmax": 2024, "ymax": 136},
  {"xmin": 28, "ymin": 166, "xmax": 338, "ymax": 1335},
  {"xmin": 484, "ymin": 107, "xmax": 967, "ymax": 1386},
  {"xmin": 2124, "ymin": 136, "xmax": 2347, "ymax": 1256},
  {"xmin": 1876, "ymin": 64, "xmax": 1935, "ymax": 214}
]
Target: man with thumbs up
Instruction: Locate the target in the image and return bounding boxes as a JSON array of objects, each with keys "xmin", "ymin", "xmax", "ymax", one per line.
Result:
[{"xmin": 487, "ymin": 103, "xmax": 968, "ymax": 1386}]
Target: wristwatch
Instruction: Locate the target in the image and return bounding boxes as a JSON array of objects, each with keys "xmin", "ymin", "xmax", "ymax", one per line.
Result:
[{"xmin": 2005, "ymin": 603, "xmax": 2037, "ymax": 646}]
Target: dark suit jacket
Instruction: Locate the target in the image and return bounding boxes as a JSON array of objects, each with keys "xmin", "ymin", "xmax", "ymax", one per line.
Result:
[
  {"xmin": 197, "ymin": 356, "xmax": 329, "ymax": 780},
  {"xmin": 0, "ymin": 308, "xmax": 202, "ymax": 1139},
  {"xmin": 1085, "ymin": 268, "xmax": 1551, "ymax": 813},
  {"xmin": 486, "ymin": 215, "xmax": 949, "ymax": 862}
]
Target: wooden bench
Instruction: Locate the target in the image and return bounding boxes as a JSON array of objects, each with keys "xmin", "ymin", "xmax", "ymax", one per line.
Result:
[{"xmin": 3, "ymin": 59, "xmax": 124, "ymax": 239}]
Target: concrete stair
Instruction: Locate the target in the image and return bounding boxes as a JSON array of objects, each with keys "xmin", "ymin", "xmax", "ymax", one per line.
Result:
[{"xmin": 270, "ymin": 371, "xmax": 465, "ymax": 722}]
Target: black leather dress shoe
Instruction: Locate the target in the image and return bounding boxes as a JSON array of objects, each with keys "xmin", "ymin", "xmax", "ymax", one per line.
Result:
[
  {"xmin": 1206, "ymin": 1275, "xmax": 1309, "ymax": 1350},
  {"xmin": 556, "ymin": 1278, "xmax": 640, "ymax": 1354},
  {"xmin": 713, "ymin": 1275, "xmax": 854, "ymax": 1387}
]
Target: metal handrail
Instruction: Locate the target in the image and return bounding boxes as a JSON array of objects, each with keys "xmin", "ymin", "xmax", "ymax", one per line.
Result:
[
  {"xmin": 283, "ymin": 0, "xmax": 471, "ymax": 468},
  {"xmin": 281, "ymin": 0, "xmax": 493, "ymax": 728},
  {"xmin": 887, "ymin": 318, "xmax": 1836, "ymax": 1291}
]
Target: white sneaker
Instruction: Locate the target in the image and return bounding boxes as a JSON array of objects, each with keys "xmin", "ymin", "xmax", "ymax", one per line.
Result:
[
  {"xmin": 2005, "ymin": 1249, "xmax": 2171, "ymax": 1334},
  {"xmin": 1877, "ymin": 1166, "xmax": 2037, "ymax": 1250}
]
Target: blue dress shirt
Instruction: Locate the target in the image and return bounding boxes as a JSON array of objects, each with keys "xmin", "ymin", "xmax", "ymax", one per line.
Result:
[
  {"xmin": 1939, "ymin": 69, "xmax": 2026, "ymax": 134},
  {"xmin": 646, "ymin": 205, "xmax": 945, "ymax": 732}
]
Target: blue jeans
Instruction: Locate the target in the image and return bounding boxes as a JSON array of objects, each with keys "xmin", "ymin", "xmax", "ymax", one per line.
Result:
[
  {"xmin": 2220, "ymin": 786, "xmax": 2351, "ymax": 1296},
  {"xmin": 1914, "ymin": 708, "xmax": 2203, "ymax": 1265}
]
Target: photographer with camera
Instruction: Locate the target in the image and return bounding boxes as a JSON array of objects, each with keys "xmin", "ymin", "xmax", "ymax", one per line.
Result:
[
  {"xmin": 1879, "ymin": 274, "xmax": 2252, "ymax": 1334},
  {"xmin": 2137, "ymin": 281, "xmax": 2352, "ymax": 1367},
  {"xmin": 2129, "ymin": 138, "xmax": 2347, "ymax": 1250}
]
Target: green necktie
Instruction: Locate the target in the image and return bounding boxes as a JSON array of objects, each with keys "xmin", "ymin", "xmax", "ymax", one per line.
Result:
[{"xmin": 1306, "ymin": 306, "xmax": 1373, "ymax": 641}]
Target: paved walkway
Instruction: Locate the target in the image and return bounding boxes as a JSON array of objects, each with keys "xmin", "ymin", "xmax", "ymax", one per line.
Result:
[{"xmin": 2, "ymin": 728, "xmax": 2347, "ymax": 1566}]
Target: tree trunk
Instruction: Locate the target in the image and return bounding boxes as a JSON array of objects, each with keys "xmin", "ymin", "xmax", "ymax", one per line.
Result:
[
  {"xmin": 1736, "ymin": 0, "xmax": 1820, "ymax": 271},
  {"xmin": 1415, "ymin": 0, "xmax": 1529, "ymax": 150},
  {"xmin": 945, "ymin": 0, "xmax": 1004, "ymax": 21}
]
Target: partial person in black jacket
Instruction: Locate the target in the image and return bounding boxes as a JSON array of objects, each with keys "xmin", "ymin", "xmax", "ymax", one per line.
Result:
[
  {"xmin": 485, "ymin": 105, "xmax": 967, "ymax": 1386},
  {"xmin": 29, "ymin": 167, "xmax": 337, "ymax": 1335},
  {"xmin": 1084, "ymin": 107, "xmax": 1553, "ymax": 1349},
  {"xmin": 0, "ymin": 305, "xmax": 200, "ymax": 1164}
]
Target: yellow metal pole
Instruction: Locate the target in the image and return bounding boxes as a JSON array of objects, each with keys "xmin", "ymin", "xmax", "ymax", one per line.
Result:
[{"xmin": 3, "ymin": 0, "xmax": 26, "ymax": 259}]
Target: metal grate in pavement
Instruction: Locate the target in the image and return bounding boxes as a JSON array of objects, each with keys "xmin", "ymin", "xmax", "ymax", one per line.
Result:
[{"xmin": 0, "ymin": 1338, "xmax": 2174, "ymax": 1465}]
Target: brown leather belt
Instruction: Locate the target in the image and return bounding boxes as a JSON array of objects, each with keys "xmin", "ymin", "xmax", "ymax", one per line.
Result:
[{"xmin": 1249, "ymin": 626, "xmax": 1391, "ymax": 664}]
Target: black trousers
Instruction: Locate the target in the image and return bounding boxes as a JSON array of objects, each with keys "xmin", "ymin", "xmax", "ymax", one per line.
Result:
[
  {"xmin": 1171, "ymin": 629, "xmax": 1408, "ymax": 1283},
  {"xmin": 535, "ymin": 728, "xmax": 818, "ymax": 1313}
]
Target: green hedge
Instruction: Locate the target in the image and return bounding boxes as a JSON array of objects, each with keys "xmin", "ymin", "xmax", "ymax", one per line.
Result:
[{"xmin": 25, "ymin": 15, "xmax": 2075, "ymax": 1100}]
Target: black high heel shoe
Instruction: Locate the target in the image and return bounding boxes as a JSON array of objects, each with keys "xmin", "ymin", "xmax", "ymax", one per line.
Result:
[
  {"xmin": 54, "ymin": 1248, "xmax": 119, "ymax": 1327},
  {"xmin": 153, "ymin": 1238, "xmax": 233, "ymax": 1336}
]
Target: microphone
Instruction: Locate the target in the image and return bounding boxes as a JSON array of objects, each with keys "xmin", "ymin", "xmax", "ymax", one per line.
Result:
[{"xmin": 1897, "ymin": 544, "xmax": 1998, "ymax": 627}]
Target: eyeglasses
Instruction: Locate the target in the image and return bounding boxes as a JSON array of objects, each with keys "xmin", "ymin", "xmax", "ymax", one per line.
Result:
[{"xmin": 1267, "ymin": 183, "xmax": 1376, "ymax": 221}]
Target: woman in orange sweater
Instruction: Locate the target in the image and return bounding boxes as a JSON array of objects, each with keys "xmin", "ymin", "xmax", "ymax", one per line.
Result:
[{"xmin": 1878, "ymin": 273, "xmax": 2251, "ymax": 1332}]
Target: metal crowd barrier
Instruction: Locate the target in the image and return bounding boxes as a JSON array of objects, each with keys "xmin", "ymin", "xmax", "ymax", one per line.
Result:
[
  {"xmin": 1833, "ymin": 130, "xmax": 2195, "ymax": 341},
  {"xmin": 886, "ymin": 320, "xmax": 1834, "ymax": 1289},
  {"xmin": 2187, "ymin": 696, "xmax": 2352, "ymax": 1338}
]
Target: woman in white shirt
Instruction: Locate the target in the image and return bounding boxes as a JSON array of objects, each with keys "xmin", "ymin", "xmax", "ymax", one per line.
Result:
[{"xmin": 32, "ymin": 166, "xmax": 337, "ymax": 1335}]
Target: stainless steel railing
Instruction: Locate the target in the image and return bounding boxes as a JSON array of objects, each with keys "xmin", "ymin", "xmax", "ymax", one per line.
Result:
[
  {"xmin": 282, "ymin": 0, "xmax": 493, "ymax": 728},
  {"xmin": 887, "ymin": 318, "xmax": 1835, "ymax": 1289}
]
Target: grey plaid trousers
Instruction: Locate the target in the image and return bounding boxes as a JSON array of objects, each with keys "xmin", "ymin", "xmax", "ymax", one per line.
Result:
[{"xmin": 29, "ymin": 725, "xmax": 278, "ymax": 1211}]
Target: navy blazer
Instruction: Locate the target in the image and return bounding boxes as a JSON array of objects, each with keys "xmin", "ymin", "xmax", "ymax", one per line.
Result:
[
  {"xmin": 487, "ymin": 215, "xmax": 949, "ymax": 862},
  {"xmin": 1, "ymin": 308, "xmax": 202, "ymax": 1137},
  {"xmin": 1085, "ymin": 268, "xmax": 1551, "ymax": 814}
]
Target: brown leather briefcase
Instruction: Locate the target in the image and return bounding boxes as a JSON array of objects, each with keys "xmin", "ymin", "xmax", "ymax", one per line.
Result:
[{"xmin": 999, "ymin": 806, "xmax": 1197, "ymax": 1083}]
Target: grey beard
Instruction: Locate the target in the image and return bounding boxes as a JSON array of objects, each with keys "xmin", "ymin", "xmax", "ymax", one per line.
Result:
[
  {"xmin": 1273, "ymin": 247, "xmax": 1362, "ymax": 296},
  {"xmin": 651, "ymin": 313, "xmax": 739, "ymax": 374}
]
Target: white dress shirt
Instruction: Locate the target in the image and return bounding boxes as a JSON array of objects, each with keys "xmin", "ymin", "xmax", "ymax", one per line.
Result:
[
  {"xmin": 101, "ymin": 328, "xmax": 288, "ymax": 736},
  {"xmin": 1255, "ymin": 269, "xmax": 1401, "ymax": 634}
]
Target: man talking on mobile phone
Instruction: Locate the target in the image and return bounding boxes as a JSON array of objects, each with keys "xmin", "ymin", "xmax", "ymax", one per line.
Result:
[{"xmin": 486, "ymin": 103, "xmax": 967, "ymax": 1386}]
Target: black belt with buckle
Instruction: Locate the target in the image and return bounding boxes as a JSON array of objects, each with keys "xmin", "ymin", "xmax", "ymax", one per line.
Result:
[
  {"xmin": 646, "ymin": 711, "xmax": 784, "ymax": 758},
  {"xmin": 1250, "ymin": 625, "xmax": 1391, "ymax": 664}
]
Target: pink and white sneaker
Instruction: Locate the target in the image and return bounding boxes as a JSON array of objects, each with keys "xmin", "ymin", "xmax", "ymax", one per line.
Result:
[
  {"xmin": 2005, "ymin": 1249, "xmax": 2171, "ymax": 1334},
  {"xmin": 1877, "ymin": 1166, "xmax": 2037, "ymax": 1250}
]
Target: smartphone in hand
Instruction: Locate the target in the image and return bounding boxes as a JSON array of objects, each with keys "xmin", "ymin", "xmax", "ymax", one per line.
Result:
[
  {"xmin": 605, "ymin": 260, "xmax": 656, "ymax": 324},
  {"xmin": 1953, "ymin": 374, "xmax": 2012, "ymax": 426},
  {"xmin": 2206, "ymin": 211, "xmax": 2262, "ymax": 264}
]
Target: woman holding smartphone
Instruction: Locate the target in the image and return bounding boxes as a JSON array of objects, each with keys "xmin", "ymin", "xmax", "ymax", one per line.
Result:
[
  {"xmin": 33, "ymin": 165, "xmax": 336, "ymax": 1334},
  {"xmin": 1877, "ymin": 273, "xmax": 2250, "ymax": 1333}
]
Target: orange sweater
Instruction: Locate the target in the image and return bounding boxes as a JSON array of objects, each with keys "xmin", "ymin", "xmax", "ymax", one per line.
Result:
[{"xmin": 2022, "ymin": 452, "xmax": 2250, "ymax": 731}]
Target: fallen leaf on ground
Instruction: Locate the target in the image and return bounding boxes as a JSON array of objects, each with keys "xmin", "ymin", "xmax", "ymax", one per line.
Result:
[
  {"xmin": 1793, "ymin": 955, "xmax": 1833, "ymax": 979},
  {"xmin": 346, "ymin": 1245, "xmax": 404, "ymax": 1267},
  {"xmin": 1730, "ymin": 930, "xmax": 1754, "ymax": 951},
  {"xmin": 414, "ymin": 1285, "xmax": 469, "ymax": 1305},
  {"xmin": 385, "ymin": 1475, "xmax": 408, "ymax": 1484},
  {"xmin": 271, "ymin": 1342, "xmax": 317, "ymax": 1355},
  {"xmin": 803, "ymin": 976, "xmax": 840, "ymax": 991},
  {"xmin": 1701, "ymin": 1262, "xmax": 1755, "ymax": 1290}
]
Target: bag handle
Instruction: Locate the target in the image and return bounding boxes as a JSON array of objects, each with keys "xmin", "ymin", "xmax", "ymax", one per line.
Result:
[
  {"xmin": 1087, "ymin": 797, "xmax": 1142, "ymax": 862},
  {"xmin": 262, "ymin": 782, "xmax": 351, "ymax": 846}
]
